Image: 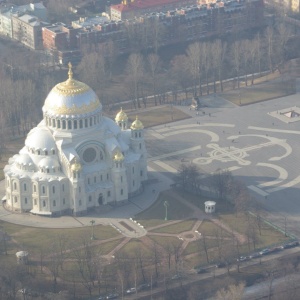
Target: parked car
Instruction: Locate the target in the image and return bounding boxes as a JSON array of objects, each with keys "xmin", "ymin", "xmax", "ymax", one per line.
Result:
[
  {"xmin": 237, "ymin": 256, "xmax": 251, "ymax": 262},
  {"xmin": 259, "ymin": 248, "xmax": 271, "ymax": 255},
  {"xmin": 171, "ymin": 274, "xmax": 182, "ymax": 280},
  {"xmin": 196, "ymin": 268, "xmax": 207, "ymax": 274},
  {"xmin": 126, "ymin": 288, "xmax": 136, "ymax": 294},
  {"xmin": 138, "ymin": 283, "xmax": 151, "ymax": 291},
  {"xmin": 106, "ymin": 293, "xmax": 119, "ymax": 299},
  {"xmin": 216, "ymin": 262, "xmax": 227, "ymax": 268},
  {"xmin": 282, "ymin": 241, "xmax": 299, "ymax": 249},
  {"xmin": 250, "ymin": 252, "xmax": 261, "ymax": 259}
]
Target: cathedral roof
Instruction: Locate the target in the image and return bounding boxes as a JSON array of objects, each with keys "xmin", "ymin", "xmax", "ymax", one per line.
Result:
[
  {"xmin": 25, "ymin": 127, "xmax": 56, "ymax": 151},
  {"xmin": 115, "ymin": 107, "xmax": 128, "ymax": 122},
  {"xmin": 42, "ymin": 63, "xmax": 102, "ymax": 117},
  {"xmin": 131, "ymin": 116, "xmax": 144, "ymax": 130}
]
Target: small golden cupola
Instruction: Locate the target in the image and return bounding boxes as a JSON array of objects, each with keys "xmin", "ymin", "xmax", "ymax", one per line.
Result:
[
  {"xmin": 71, "ymin": 157, "xmax": 82, "ymax": 172},
  {"xmin": 115, "ymin": 107, "xmax": 128, "ymax": 130},
  {"xmin": 130, "ymin": 116, "xmax": 144, "ymax": 130},
  {"xmin": 114, "ymin": 150, "xmax": 124, "ymax": 162}
]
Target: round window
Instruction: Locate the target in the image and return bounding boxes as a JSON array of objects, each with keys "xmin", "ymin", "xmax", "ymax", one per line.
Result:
[{"xmin": 83, "ymin": 148, "xmax": 97, "ymax": 163}]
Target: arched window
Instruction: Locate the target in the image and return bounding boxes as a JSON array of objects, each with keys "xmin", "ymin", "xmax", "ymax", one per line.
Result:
[
  {"xmin": 140, "ymin": 170, "xmax": 143, "ymax": 176},
  {"xmin": 14, "ymin": 182, "xmax": 17, "ymax": 190},
  {"xmin": 52, "ymin": 149, "xmax": 55, "ymax": 155},
  {"xmin": 79, "ymin": 120, "xmax": 83, "ymax": 129},
  {"xmin": 68, "ymin": 120, "xmax": 72, "ymax": 129},
  {"xmin": 23, "ymin": 183, "xmax": 26, "ymax": 191},
  {"xmin": 62, "ymin": 120, "xmax": 66, "ymax": 129},
  {"xmin": 46, "ymin": 168, "xmax": 49, "ymax": 173},
  {"xmin": 57, "ymin": 120, "xmax": 61, "ymax": 128},
  {"xmin": 37, "ymin": 150, "xmax": 40, "ymax": 155},
  {"xmin": 42, "ymin": 186, "xmax": 45, "ymax": 194},
  {"xmin": 62, "ymin": 184, "xmax": 64, "ymax": 192},
  {"xmin": 45, "ymin": 150, "xmax": 48, "ymax": 155},
  {"xmin": 135, "ymin": 132, "xmax": 137, "ymax": 138},
  {"xmin": 25, "ymin": 197, "xmax": 27, "ymax": 204},
  {"xmin": 52, "ymin": 119, "xmax": 56, "ymax": 127},
  {"xmin": 107, "ymin": 191, "xmax": 111, "ymax": 197},
  {"xmin": 53, "ymin": 200, "xmax": 56, "ymax": 207},
  {"xmin": 100, "ymin": 175, "xmax": 103, "ymax": 181},
  {"xmin": 79, "ymin": 199, "xmax": 82, "ymax": 206},
  {"xmin": 139, "ymin": 132, "xmax": 141, "ymax": 138},
  {"xmin": 74, "ymin": 120, "xmax": 77, "ymax": 129},
  {"xmin": 43, "ymin": 200, "xmax": 46, "ymax": 207},
  {"xmin": 85, "ymin": 119, "xmax": 88, "ymax": 127},
  {"xmin": 79, "ymin": 187, "xmax": 81, "ymax": 193},
  {"xmin": 89, "ymin": 195, "xmax": 92, "ymax": 202},
  {"xmin": 52, "ymin": 186, "xmax": 55, "ymax": 194}
]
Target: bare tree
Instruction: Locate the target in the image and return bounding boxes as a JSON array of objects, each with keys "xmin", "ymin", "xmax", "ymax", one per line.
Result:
[
  {"xmin": 147, "ymin": 53, "xmax": 161, "ymax": 106},
  {"xmin": 186, "ymin": 42, "xmax": 202, "ymax": 96},
  {"xmin": 231, "ymin": 40, "xmax": 243, "ymax": 89},
  {"xmin": 210, "ymin": 169, "xmax": 233, "ymax": 201},
  {"xmin": 125, "ymin": 53, "xmax": 144, "ymax": 109}
]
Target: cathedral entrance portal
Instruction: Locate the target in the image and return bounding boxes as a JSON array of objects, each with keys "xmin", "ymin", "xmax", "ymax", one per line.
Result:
[{"xmin": 98, "ymin": 193, "xmax": 103, "ymax": 205}]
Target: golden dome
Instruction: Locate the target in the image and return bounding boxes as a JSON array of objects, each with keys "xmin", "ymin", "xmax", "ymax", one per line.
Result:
[
  {"xmin": 43, "ymin": 63, "xmax": 101, "ymax": 116},
  {"xmin": 131, "ymin": 116, "xmax": 144, "ymax": 130},
  {"xmin": 113, "ymin": 150, "xmax": 124, "ymax": 162},
  {"xmin": 71, "ymin": 158, "xmax": 82, "ymax": 172},
  {"xmin": 115, "ymin": 107, "xmax": 128, "ymax": 122}
]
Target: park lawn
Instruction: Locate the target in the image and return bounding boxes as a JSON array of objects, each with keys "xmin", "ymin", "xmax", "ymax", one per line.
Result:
[
  {"xmin": 182, "ymin": 238, "xmax": 219, "ymax": 256},
  {"xmin": 4, "ymin": 223, "xmax": 119, "ymax": 253},
  {"xmin": 148, "ymin": 236, "xmax": 182, "ymax": 250},
  {"xmin": 135, "ymin": 190, "xmax": 193, "ymax": 220},
  {"xmin": 94, "ymin": 238, "xmax": 125, "ymax": 255},
  {"xmin": 150, "ymin": 219, "xmax": 196, "ymax": 234},
  {"xmin": 198, "ymin": 220, "xmax": 232, "ymax": 238},
  {"xmin": 117, "ymin": 239, "xmax": 153, "ymax": 258},
  {"xmin": 221, "ymin": 80, "xmax": 295, "ymax": 106}
]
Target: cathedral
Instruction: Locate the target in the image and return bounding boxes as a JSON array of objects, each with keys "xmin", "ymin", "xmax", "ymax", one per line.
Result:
[{"xmin": 4, "ymin": 64, "xmax": 148, "ymax": 216}]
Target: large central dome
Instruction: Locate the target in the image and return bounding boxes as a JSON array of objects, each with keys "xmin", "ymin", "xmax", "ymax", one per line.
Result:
[{"xmin": 43, "ymin": 63, "xmax": 101, "ymax": 117}]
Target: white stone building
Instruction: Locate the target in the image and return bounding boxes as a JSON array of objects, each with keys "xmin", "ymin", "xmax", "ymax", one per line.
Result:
[{"xmin": 4, "ymin": 64, "xmax": 147, "ymax": 216}]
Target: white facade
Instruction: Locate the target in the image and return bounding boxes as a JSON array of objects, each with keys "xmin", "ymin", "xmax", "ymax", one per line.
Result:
[{"xmin": 4, "ymin": 65, "xmax": 147, "ymax": 216}]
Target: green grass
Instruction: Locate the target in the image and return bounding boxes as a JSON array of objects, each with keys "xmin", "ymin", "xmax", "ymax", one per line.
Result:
[
  {"xmin": 198, "ymin": 220, "xmax": 232, "ymax": 238},
  {"xmin": 1, "ymin": 221, "xmax": 120, "ymax": 253},
  {"xmin": 94, "ymin": 238, "xmax": 125, "ymax": 255},
  {"xmin": 148, "ymin": 236, "xmax": 182, "ymax": 250},
  {"xmin": 117, "ymin": 239, "xmax": 153, "ymax": 258},
  {"xmin": 150, "ymin": 219, "xmax": 196, "ymax": 234},
  {"xmin": 183, "ymin": 238, "xmax": 219, "ymax": 256},
  {"xmin": 221, "ymin": 80, "xmax": 295, "ymax": 106},
  {"xmin": 135, "ymin": 190, "xmax": 193, "ymax": 220}
]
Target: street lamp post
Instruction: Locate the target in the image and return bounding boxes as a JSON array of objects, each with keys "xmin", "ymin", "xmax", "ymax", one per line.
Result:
[
  {"xmin": 164, "ymin": 201, "xmax": 169, "ymax": 221},
  {"xmin": 90, "ymin": 220, "xmax": 95, "ymax": 240}
]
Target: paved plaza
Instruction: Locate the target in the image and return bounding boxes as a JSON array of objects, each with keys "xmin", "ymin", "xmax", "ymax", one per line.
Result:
[
  {"xmin": 2, "ymin": 90, "xmax": 300, "ymax": 237},
  {"xmin": 147, "ymin": 92, "xmax": 300, "ymax": 237}
]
